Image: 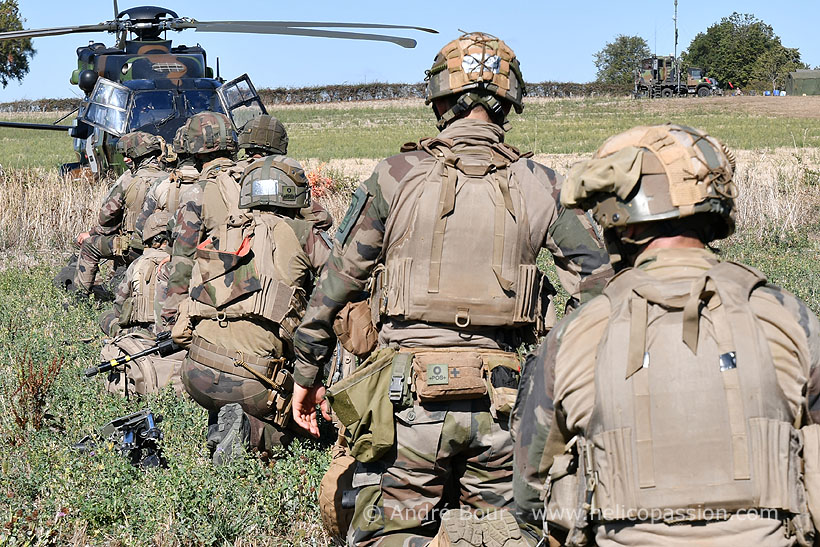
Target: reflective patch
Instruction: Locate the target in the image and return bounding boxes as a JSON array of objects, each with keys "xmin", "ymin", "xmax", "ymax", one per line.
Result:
[
  {"xmin": 252, "ymin": 178, "xmax": 279, "ymax": 198},
  {"xmin": 462, "ymin": 53, "xmax": 500, "ymax": 74},
  {"xmin": 719, "ymin": 352, "xmax": 737, "ymax": 371},
  {"xmin": 426, "ymin": 364, "xmax": 448, "ymax": 386},
  {"xmin": 336, "ymin": 187, "xmax": 367, "ymax": 247}
]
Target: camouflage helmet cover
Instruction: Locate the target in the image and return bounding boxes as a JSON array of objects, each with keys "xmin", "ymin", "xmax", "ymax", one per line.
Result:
[
  {"xmin": 238, "ymin": 156, "xmax": 311, "ymax": 210},
  {"xmin": 425, "ymin": 32, "xmax": 525, "ymax": 114},
  {"xmin": 115, "ymin": 131, "xmax": 163, "ymax": 160},
  {"xmin": 238, "ymin": 115, "xmax": 289, "ymax": 155},
  {"xmin": 142, "ymin": 210, "xmax": 172, "ymax": 243},
  {"xmin": 172, "ymin": 124, "xmax": 189, "ymax": 155},
  {"xmin": 562, "ymin": 123, "xmax": 737, "ymax": 241},
  {"xmin": 183, "ymin": 111, "xmax": 237, "ymax": 155}
]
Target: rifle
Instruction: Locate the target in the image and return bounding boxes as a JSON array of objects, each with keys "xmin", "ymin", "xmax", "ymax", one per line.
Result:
[
  {"xmin": 84, "ymin": 331, "xmax": 179, "ymax": 378},
  {"xmin": 74, "ymin": 408, "xmax": 167, "ymax": 468}
]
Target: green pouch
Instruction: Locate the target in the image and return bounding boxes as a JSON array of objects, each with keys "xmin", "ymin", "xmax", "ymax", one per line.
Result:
[{"xmin": 325, "ymin": 347, "xmax": 397, "ymax": 462}]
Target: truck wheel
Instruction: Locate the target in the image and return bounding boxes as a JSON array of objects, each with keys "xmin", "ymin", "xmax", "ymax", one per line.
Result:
[
  {"xmin": 697, "ymin": 86, "xmax": 710, "ymax": 97},
  {"xmin": 661, "ymin": 88, "xmax": 673, "ymax": 98}
]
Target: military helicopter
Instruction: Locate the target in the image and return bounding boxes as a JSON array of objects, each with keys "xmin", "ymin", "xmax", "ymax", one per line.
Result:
[{"xmin": 0, "ymin": 4, "xmax": 435, "ymax": 175}]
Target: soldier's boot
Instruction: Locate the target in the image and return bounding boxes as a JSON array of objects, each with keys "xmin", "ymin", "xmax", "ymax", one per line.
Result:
[
  {"xmin": 478, "ymin": 510, "xmax": 528, "ymax": 547},
  {"xmin": 434, "ymin": 509, "xmax": 483, "ymax": 546},
  {"xmin": 212, "ymin": 403, "xmax": 250, "ymax": 466}
]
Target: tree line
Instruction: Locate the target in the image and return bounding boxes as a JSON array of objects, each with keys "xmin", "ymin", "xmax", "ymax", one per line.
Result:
[{"xmin": 594, "ymin": 12, "xmax": 812, "ymax": 92}]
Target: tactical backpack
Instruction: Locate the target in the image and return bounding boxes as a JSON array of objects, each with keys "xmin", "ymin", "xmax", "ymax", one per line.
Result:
[{"xmin": 118, "ymin": 248, "xmax": 167, "ymax": 328}]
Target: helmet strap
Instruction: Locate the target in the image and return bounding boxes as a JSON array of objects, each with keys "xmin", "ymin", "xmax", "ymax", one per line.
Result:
[{"xmin": 435, "ymin": 92, "xmax": 510, "ymax": 131}]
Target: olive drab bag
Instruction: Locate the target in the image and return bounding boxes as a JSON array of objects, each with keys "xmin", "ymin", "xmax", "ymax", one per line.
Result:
[
  {"xmin": 378, "ymin": 137, "xmax": 552, "ymax": 333},
  {"xmin": 559, "ymin": 261, "xmax": 814, "ymax": 542},
  {"xmin": 101, "ymin": 332, "xmax": 183, "ymax": 396},
  {"xmin": 118, "ymin": 248, "xmax": 166, "ymax": 328},
  {"xmin": 185, "ymin": 171, "xmax": 307, "ymax": 339}
]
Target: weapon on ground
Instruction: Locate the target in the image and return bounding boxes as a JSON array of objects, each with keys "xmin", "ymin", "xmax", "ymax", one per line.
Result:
[
  {"xmin": 73, "ymin": 408, "xmax": 167, "ymax": 468},
  {"xmin": 84, "ymin": 331, "xmax": 179, "ymax": 378}
]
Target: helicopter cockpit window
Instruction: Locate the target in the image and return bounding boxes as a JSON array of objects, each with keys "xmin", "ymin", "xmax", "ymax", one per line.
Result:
[
  {"xmin": 216, "ymin": 74, "xmax": 267, "ymax": 132},
  {"xmin": 183, "ymin": 90, "xmax": 224, "ymax": 116},
  {"xmin": 130, "ymin": 91, "xmax": 176, "ymax": 129},
  {"xmin": 79, "ymin": 77, "xmax": 131, "ymax": 137}
]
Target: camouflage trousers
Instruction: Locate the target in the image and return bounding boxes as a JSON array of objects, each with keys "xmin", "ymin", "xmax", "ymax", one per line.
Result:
[
  {"xmin": 181, "ymin": 339, "xmax": 304, "ymax": 453},
  {"xmin": 75, "ymin": 233, "xmax": 140, "ymax": 293},
  {"xmin": 347, "ymin": 397, "xmax": 517, "ymax": 546}
]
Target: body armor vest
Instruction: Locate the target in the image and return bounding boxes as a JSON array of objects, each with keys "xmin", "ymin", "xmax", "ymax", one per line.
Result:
[
  {"xmin": 186, "ymin": 167, "xmax": 307, "ymax": 339},
  {"xmin": 380, "ymin": 138, "xmax": 548, "ymax": 329},
  {"xmin": 586, "ymin": 262, "xmax": 808, "ymax": 520},
  {"xmin": 163, "ymin": 165, "xmax": 199, "ymax": 215},
  {"xmin": 121, "ymin": 248, "xmax": 167, "ymax": 327},
  {"xmin": 122, "ymin": 166, "xmax": 164, "ymax": 234}
]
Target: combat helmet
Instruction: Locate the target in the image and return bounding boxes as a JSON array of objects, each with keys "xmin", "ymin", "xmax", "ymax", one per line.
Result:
[
  {"xmin": 425, "ymin": 32, "xmax": 526, "ymax": 130},
  {"xmin": 238, "ymin": 115, "xmax": 288, "ymax": 156},
  {"xmin": 238, "ymin": 156, "xmax": 311, "ymax": 210},
  {"xmin": 116, "ymin": 131, "xmax": 164, "ymax": 160},
  {"xmin": 172, "ymin": 124, "xmax": 189, "ymax": 156},
  {"xmin": 183, "ymin": 112, "xmax": 237, "ymax": 155},
  {"xmin": 562, "ymin": 123, "xmax": 737, "ymax": 262},
  {"xmin": 142, "ymin": 210, "xmax": 172, "ymax": 244}
]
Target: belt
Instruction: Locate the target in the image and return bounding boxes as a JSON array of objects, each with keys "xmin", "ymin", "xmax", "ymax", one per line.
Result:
[{"xmin": 189, "ymin": 336, "xmax": 274, "ymax": 381}]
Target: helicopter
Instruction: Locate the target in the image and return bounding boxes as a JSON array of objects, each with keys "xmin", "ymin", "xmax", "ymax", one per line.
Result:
[{"xmin": 0, "ymin": 4, "xmax": 436, "ymax": 176}]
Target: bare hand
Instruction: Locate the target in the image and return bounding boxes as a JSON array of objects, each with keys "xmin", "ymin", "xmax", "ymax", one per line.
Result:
[
  {"xmin": 292, "ymin": 383, "xmax": 331, "ymax": 438},
  {"xmin": 76, "ymin": 231, "xmax": 91, "ymax": 246}
]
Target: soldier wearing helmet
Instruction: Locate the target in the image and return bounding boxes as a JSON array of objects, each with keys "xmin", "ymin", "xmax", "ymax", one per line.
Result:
[
  {"xmin": 292, "ymin": 33, "xmax": 612, "ymax": 545},
  {"xmin": 98, "ymin": 210, "xmax": 185, "ymax": 397},
  {"xmin": 513, "ymin": 124, "xmax": 820, "ymax": 546},
  {"xmin": 237, "ymin": 114, "xmax": 334, "ymax": 231},
  {"xmin": 74, "ymin": 130, "xmax": 170, "ymax": 297},
  {"xmin": 134, "ymin": 124, "xmax": 202, "ymax": 246},
  {"xmin": 161, "ymin": 111, "xmax": 332, "ymax": 464}
]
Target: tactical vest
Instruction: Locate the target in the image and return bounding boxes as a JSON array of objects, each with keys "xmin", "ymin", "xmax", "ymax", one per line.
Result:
[
  {"xmin": 163, "ymin": 165, "xmax": 199, "ymax": 215},
  {"xmin": 185, "ymin": 167, "xmax": 307, "ymax": 339},
  {"xmin": 586, "ymin": 262, "xmax": 808, "ymax": 521},
  {"xmin": 120, "ymin": 248, "xmax": 167, "ymax": 328},
  {"xmin": 123, "ymin": 166, "xmax": 165, "ymax": 234},
  {"xmin": 380, "ymin": 138, "xmax": 548, "ymax": 330}
]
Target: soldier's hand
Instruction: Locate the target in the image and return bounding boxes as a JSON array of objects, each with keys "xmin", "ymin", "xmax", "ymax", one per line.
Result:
[
  {"xmin": 76, "ymin": 231, "xmax": 91, "ymax": 246},
  {"xmin": 292, "ymin": 383, "xmax": 331, "ymax": 438}
]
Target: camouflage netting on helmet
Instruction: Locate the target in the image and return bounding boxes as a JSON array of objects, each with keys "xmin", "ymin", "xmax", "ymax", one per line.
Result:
[
  {"xmin": 184, "ymin": 112, "xmax": 237, "ymax": 155},
  {"xmin": 172, "ymin": 125, "xmax": 189, "ymax": 155},
  {"xmin": 562, "ymin": 123, "xmax": 737, "ymax": 240},
  {"xmin": 238, "ymin": 115, "xmax": 288, "ymax": 155},
  {"xmin": 239, "ymin": 156, "xmax": 310, "ymax": 210},
  {"xmin": 116, "ymin": 131, "xmax": 164, "ymax": 160},
  {"xmin": 142, "ymin": 210, "xmax": 172, "ymax": 243}
]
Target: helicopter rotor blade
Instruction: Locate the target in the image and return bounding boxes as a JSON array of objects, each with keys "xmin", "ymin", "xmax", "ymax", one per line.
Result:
[
  {"xmin": 178, "ymin": 20, "xmax": 436, "ymax": 48},
  {"xmin": 194, "ymin": 21, "xmax": 437, "ymax": 33},
  {"xmin": 0, "ymin": 24, "xmax": 112, "ymax": 41}
]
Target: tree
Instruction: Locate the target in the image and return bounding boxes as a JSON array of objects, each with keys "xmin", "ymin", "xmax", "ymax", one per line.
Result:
[
  {"xmin": 683, "ymin": 12, "xmax": 805, "ymax": 88},
  {"xmin": 0, "ymin": 0, "xmax": 34, "ymax": 88},
  {"xmin": 751, "ymin": 47, "xmax": 807, "ymax": 91},
  {"xmin": 594, "ymin": 35, "xmax": 651, "ymax": 86}
]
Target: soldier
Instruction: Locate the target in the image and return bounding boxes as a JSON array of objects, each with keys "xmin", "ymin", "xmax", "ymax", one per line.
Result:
[
  {"xmin": 292, "ymin": 33, "xmax": 612, "ymax": 545},
  {"xmin": 162, "ymin": 111, "xmax": 332, "ymax": 463},
  {"xmin": 75, "ymin": 131, "xmax": 169, "ymax": 297},
  {"xmin": 236, "ymin": 114, "xmax": 334, "ymax": 231},
  {"xmin": 98, "ymin": 210, "xmax": 184, "ymax": 396},
  {"xmin": 513, "ymin": 124, "xmax": 820, "ymax": 546},
  {"xmin": 133, "ymin": 124, "xmax": 200, "ymax": 243}
]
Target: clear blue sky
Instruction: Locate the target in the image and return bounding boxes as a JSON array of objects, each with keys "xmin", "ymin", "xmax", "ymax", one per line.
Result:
[{"xmin": 1, "ymin": 0, "xmax": 818, "ymax": 101}]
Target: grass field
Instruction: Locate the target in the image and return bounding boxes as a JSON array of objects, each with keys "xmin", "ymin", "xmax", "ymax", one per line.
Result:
[{"xmin": 0, "ymin": 95, "xmax": 819, "ymax": 545}]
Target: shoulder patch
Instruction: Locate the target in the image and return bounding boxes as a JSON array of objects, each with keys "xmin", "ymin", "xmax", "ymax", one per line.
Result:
[{"xmin": 336, "ymin": 186, "xmax": 368, "ymax": 247}]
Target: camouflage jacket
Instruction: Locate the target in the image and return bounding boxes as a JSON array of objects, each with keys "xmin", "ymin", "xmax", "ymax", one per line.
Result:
[
  {"xmin": 511, "ymin": 247, "xmax": 820, "ymax": 529},
  {"xmin": 292, "ymin": 118, "xmax": 612, "ymax": 387},
  {"xmin": 162, "ymin": 157, "xmax": 332, "ymax": 327},
  {"xmin": 134, "ymin": 162, "xmax": 200, "ymax": 238},
  {"xmin": 99, "ymin": 246, "xmax": 171, "ymax": 337},
  {"xmin": 90, "ymin": 157, "xmax": 167, "ymax": 237}
]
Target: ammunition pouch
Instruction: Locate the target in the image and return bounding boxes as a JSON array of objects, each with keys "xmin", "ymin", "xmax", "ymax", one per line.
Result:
[
  {"xmin": 325, "ymin": 346, "xmax": 398, "ymax": 462},
  {"xmin": 333, "ymin": 299, "xmax": 378, "ymax": 358},
  {"xmin": 188, "ymin": 336, "xmax": 293, "ymax": 427},
  {"xmin": 319, "ymin": 436, "xmax": 356, "ymax": 544},
  {"xmin": 112, "ymin": 233, "xmax": 132, "ymax": 257}
]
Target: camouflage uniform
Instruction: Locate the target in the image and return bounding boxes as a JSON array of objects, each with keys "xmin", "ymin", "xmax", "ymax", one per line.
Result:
[
  {"xmin": 293, "ymin": 117, "xmax": 611, "ymax": 545},
  {"xmin": 133, "ymin": 162, "xmax": 199, "ymax": 240},
  {"xmin": 164, "ymin": 155, "xmax": 332, "ymax": 451},
  {"xmin": 513, "ymin": 124, "xmax": 820, "ymax": 546},
  {"xmin": 76, "ymin": 155, "xmax": 168, "ymax": 293}
]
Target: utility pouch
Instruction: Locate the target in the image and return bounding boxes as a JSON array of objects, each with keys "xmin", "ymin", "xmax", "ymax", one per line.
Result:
[
  {"xmin": 388, "ymin": 352, "xmax": 413, "ymax": 407},
  {"xmin": 325, "ymin": 347, "xmax": 397, "ymax": 462},
  {"xmin": 802, "ymin": 424, "xmax": 820, "ymax": 533},
  {"xmin": 411, "ymin": 349, "xmax": 487, "ymax": 402},
  {"xmin": 190, "ymin": 235, "xmax": 261, "ymax": 309},
  {"xmin": 112, "ymin": 233, "xmax": 130, "ymax": 257},
  {"xmin": 266, "ymin": 367, "xmax": 294, "ymax": 428},
  {"xmin": 118, "ymin": 297, "xmax": 134, "ymax": 327},
  {"xmin": 544, "ymin": 436, "xmax": 592, "ymax": 547},
  {"xmin": 333, "ymin": 300, "xmax": 378, "ymax": 358},
  {"xmin": 484, "ymin": 353, "xmax": 522, "ymax": 415}
]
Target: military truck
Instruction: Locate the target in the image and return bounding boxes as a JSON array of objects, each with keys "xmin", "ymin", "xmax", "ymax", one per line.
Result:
[{"xmin": 635, "ymin": 56, "xmax": 721, "ymax": 98}]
